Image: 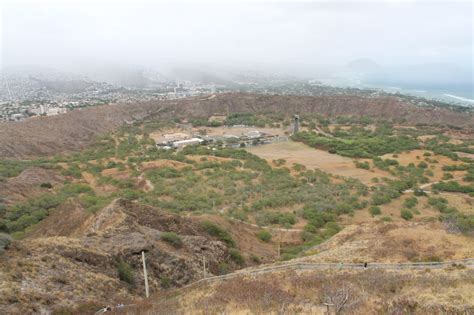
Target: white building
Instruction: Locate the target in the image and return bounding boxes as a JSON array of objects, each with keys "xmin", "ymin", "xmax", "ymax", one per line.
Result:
[
  {"xmin": 245, "ymin": 130, "xmax": 262, "ymax": 139},
  {"xmin": 172, "ymin": 138, "xmax": 204, "ymax": 148}
]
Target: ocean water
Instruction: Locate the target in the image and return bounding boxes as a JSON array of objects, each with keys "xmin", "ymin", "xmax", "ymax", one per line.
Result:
[{"xmin": 368, "ymin": 83, "xmax": 474, "ymax": 107}]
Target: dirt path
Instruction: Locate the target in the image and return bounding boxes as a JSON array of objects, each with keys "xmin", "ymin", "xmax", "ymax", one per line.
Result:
[
  {"xmin": 403, "ymin": 176, "xmax": 465, "ymax": 194},
  {"xmin": 102, "ymin": 258, "xmax": 474, "ymax": 313},
  {"xmin": 228, "ymin": 217, "xmax": 303, "ymax": 233},
  {"xmin": 314, "ymin": 126, "xmax": 334, "ymax": 138}
]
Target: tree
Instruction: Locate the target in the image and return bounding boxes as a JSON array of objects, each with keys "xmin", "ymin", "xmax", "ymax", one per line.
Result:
[{"xmin": 322, "ymin": 282, "xmax": 360, "ymax": 314}]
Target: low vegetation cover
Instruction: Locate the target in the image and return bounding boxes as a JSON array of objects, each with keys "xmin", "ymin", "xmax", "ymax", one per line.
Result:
[
  {"xmin": 432, "ymin": 180, "xmax": 474, "ymax": 194},
  {"xmin": 0, "ymin": 233, "xmax": 11, "ymax": 255},
  {"xmin": 229, "ymin": 248, "xmax": 245, "ymax": 265},
  {"xmin": 400, "ymin": 208, "xmax": 413, "ymax": 220},
  {"xmin": 0, "ymin": 159, "xmax": 59, "ymax": 182},
  {"xmin": 117, "ymin": 261, "xmax": 135, "ymax": 285},
  {"xmin": 160, "ymin": 232, "xmax": 183, "ymax": 247},
  {"xmin": 200, "ymin": 221, "xmax": 235, "ymax": 247},
  {"xmin": 0, "ymin": 113, "xmax": 473, "ymax": 260},
  {"xmin": 292, "ymin": 124, "xmax": 419, "ymax": 158},
  {"xmin": 0, "ymin": 183, "xmax": 112, "ymax": 237},
  {"xmin": 256, "ymin": 230, "xmax": 272, "ymax": 242}
]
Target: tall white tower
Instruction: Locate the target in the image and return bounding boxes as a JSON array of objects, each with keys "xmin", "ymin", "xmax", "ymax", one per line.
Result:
[{"xmin": 293, "ymin": 114, "xmax": 300, "ymax": 134}]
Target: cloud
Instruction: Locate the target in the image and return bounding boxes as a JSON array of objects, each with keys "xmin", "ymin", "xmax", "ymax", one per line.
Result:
[{"xmin": 1, "ymin": 0, "xmax": 472, "ymax": 75}]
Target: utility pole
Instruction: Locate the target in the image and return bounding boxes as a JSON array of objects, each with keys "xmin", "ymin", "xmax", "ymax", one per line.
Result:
[{"xmin": 142, "ymin": 251, "xmax": 149, "ymax": 298}]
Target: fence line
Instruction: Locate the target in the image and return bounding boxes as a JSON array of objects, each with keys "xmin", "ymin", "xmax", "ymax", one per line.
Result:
[{"xmin": 99, "ymin": 258, "xmax": 473, "ymax": 313}]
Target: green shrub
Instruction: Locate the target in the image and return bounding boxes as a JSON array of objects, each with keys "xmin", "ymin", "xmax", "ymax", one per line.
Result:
[
  {"xmin": 40, "ymin": 182, "xmax": 53, "ymax": 189},
  {"xmin": 161, "ymin": 232, "xmax": 183, "ymax": 247},
  {"xmin": 160, "ymin": 276, "xmax": 171, "ymax": 289},
  {"xmin": 300, "ymin": 231, "xmax": 317, "ymax": 242},
  {"xmin": 217, "ymin": 262, "xmax": 230, "ymax": 275},
  {"xmin": 1, "ymin": 193, "xmax": 64, "ymax": 233},
  {"xmin": 403, "ymin": 197, "xmax": 418, "ymax": 209},
  {"xmin": 417, "ymin": 162, "xmax": 428, "ymax": 169},
  {"xmin": 0, "ymin": 233, "xmax": 12, "ymax": 254},
  {"xmin": 369, "ymin": 206, "xmax": 381, "ymax": 216},
  {"xmin": 292, "ymin": 130, "xmax": 419, "ymax": 158},
  {"xmin": 381, "ymin": 216, "xmax": 393, "ymax": 222},
  {"xmin": 400, "ymin": 209, "xmax": 413, "ymax": 220},
  {"xmin": 255, "ymin": 211, "xmax": 296, "ymax": 227},
  {"xmin": 250, "ymin": 254, "xmax": 261, "ymax": 263},
  {"xmin": 442, "ymin": 173, "xmax": 454, "ymax": 180},
  {"xmin": 117, "ymin": 261, "xmax": 135, "ymax": 285},
  {"xmin": 61, "ymin": 183, "xmax": 93, "ymax": 196},
  {"xmin": 256, "ymin": 230, "xmax": 272, "ymax": 242},
  {"xmin": 354, "ymin": 161, "xmax": 370, "ymax": 170},
  {"xmin": 280, "ymin": 253, "xmax": 298, "ymax": 261},
  {"xmin": 323, "ymin": 222, "xmax": 341, "ymax": 237},
  {"xmin": 229, "ymin": 249, "xmax": 245, "ymax": 265},
  {"xmin": 273, "ymin": 159, "xmax": 286, "ymax": 167},
  {"xmin": 432, "ymin": 181, "xmax": 474, "ymax": 194},
  {"xmin": 200, "ymin": 221, "xmax": 235, "ymax": 247},
  {"xmin": 413, "ymin": 188, "xmax": 427, "ymax": 196}
]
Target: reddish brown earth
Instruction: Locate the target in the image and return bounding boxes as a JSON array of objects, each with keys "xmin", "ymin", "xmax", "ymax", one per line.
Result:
[{"xmin": 0, "ymin": 167, "xmax": 65, "ymax": 205}]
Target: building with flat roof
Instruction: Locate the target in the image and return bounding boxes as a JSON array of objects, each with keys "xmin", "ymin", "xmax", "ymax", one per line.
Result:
[{"xmin": 172, "ymin": 138, "xmax": 204, "ymax": 148}]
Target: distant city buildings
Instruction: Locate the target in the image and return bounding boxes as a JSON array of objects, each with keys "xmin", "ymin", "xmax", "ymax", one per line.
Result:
[
  {"xmin": 1, "ymin": 74, "xmax": 465, "ymax": 123},
  {"xmin": 0, "ymin": 76, "xmax": 223, "ymax": 122}
]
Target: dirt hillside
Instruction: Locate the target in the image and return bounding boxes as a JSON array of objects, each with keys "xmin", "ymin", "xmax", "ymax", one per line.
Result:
[
  {"xmin": 1, "ymin": 93, "xmax": 472, "ymax": 159},
  {"xmin": 0, "ymin": 199, "xmax": 242, "ymax": 314}
]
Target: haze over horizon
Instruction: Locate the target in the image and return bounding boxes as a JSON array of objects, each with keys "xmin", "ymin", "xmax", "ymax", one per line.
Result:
[{"xmin": 1, "ymin": 0, "xmax": 473, "ymax": 97}]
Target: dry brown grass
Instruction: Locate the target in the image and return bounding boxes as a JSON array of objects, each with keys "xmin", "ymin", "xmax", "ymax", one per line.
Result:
[
  {"xmin": 134, "ymin": 268, "xmax": 474, "ymax": 315},
  {"xmin": 298, "ymin": 221, "xmax": 474, "ymax": 263},
  {"xmin": 247, "ymin": 141, "xmax": 391, "ymax": 185}
]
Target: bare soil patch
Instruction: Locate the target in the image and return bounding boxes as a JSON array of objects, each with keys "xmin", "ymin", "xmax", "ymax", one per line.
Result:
[
  {"xmin": 456, "ymin": 151, "xmax": 474, "ymax": 160},
  {"xmin": 140, "ymin": 159, "xmax": 191, "ymax": 170},
  {"xmin": 0, "ymin": 167, "xmax": 64, "ymax": 205}
]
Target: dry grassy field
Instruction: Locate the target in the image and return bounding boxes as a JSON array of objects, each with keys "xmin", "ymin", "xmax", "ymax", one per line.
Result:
[
  {"xmin": 247, "ymin": 141, "xmax": 391, "ymax": 185},
  {"xmin": 134, "ymin": 268, "xmax": 474, "ymax": 315},
  {"xmin": 299, "ymin": 220, "xmax": 474, "ymax": 263}
]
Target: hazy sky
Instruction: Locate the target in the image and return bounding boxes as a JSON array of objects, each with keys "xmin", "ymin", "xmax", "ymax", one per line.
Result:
[{"xmin": 1, "ymin": 0, "xmax": 472, "ymax": 75}]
